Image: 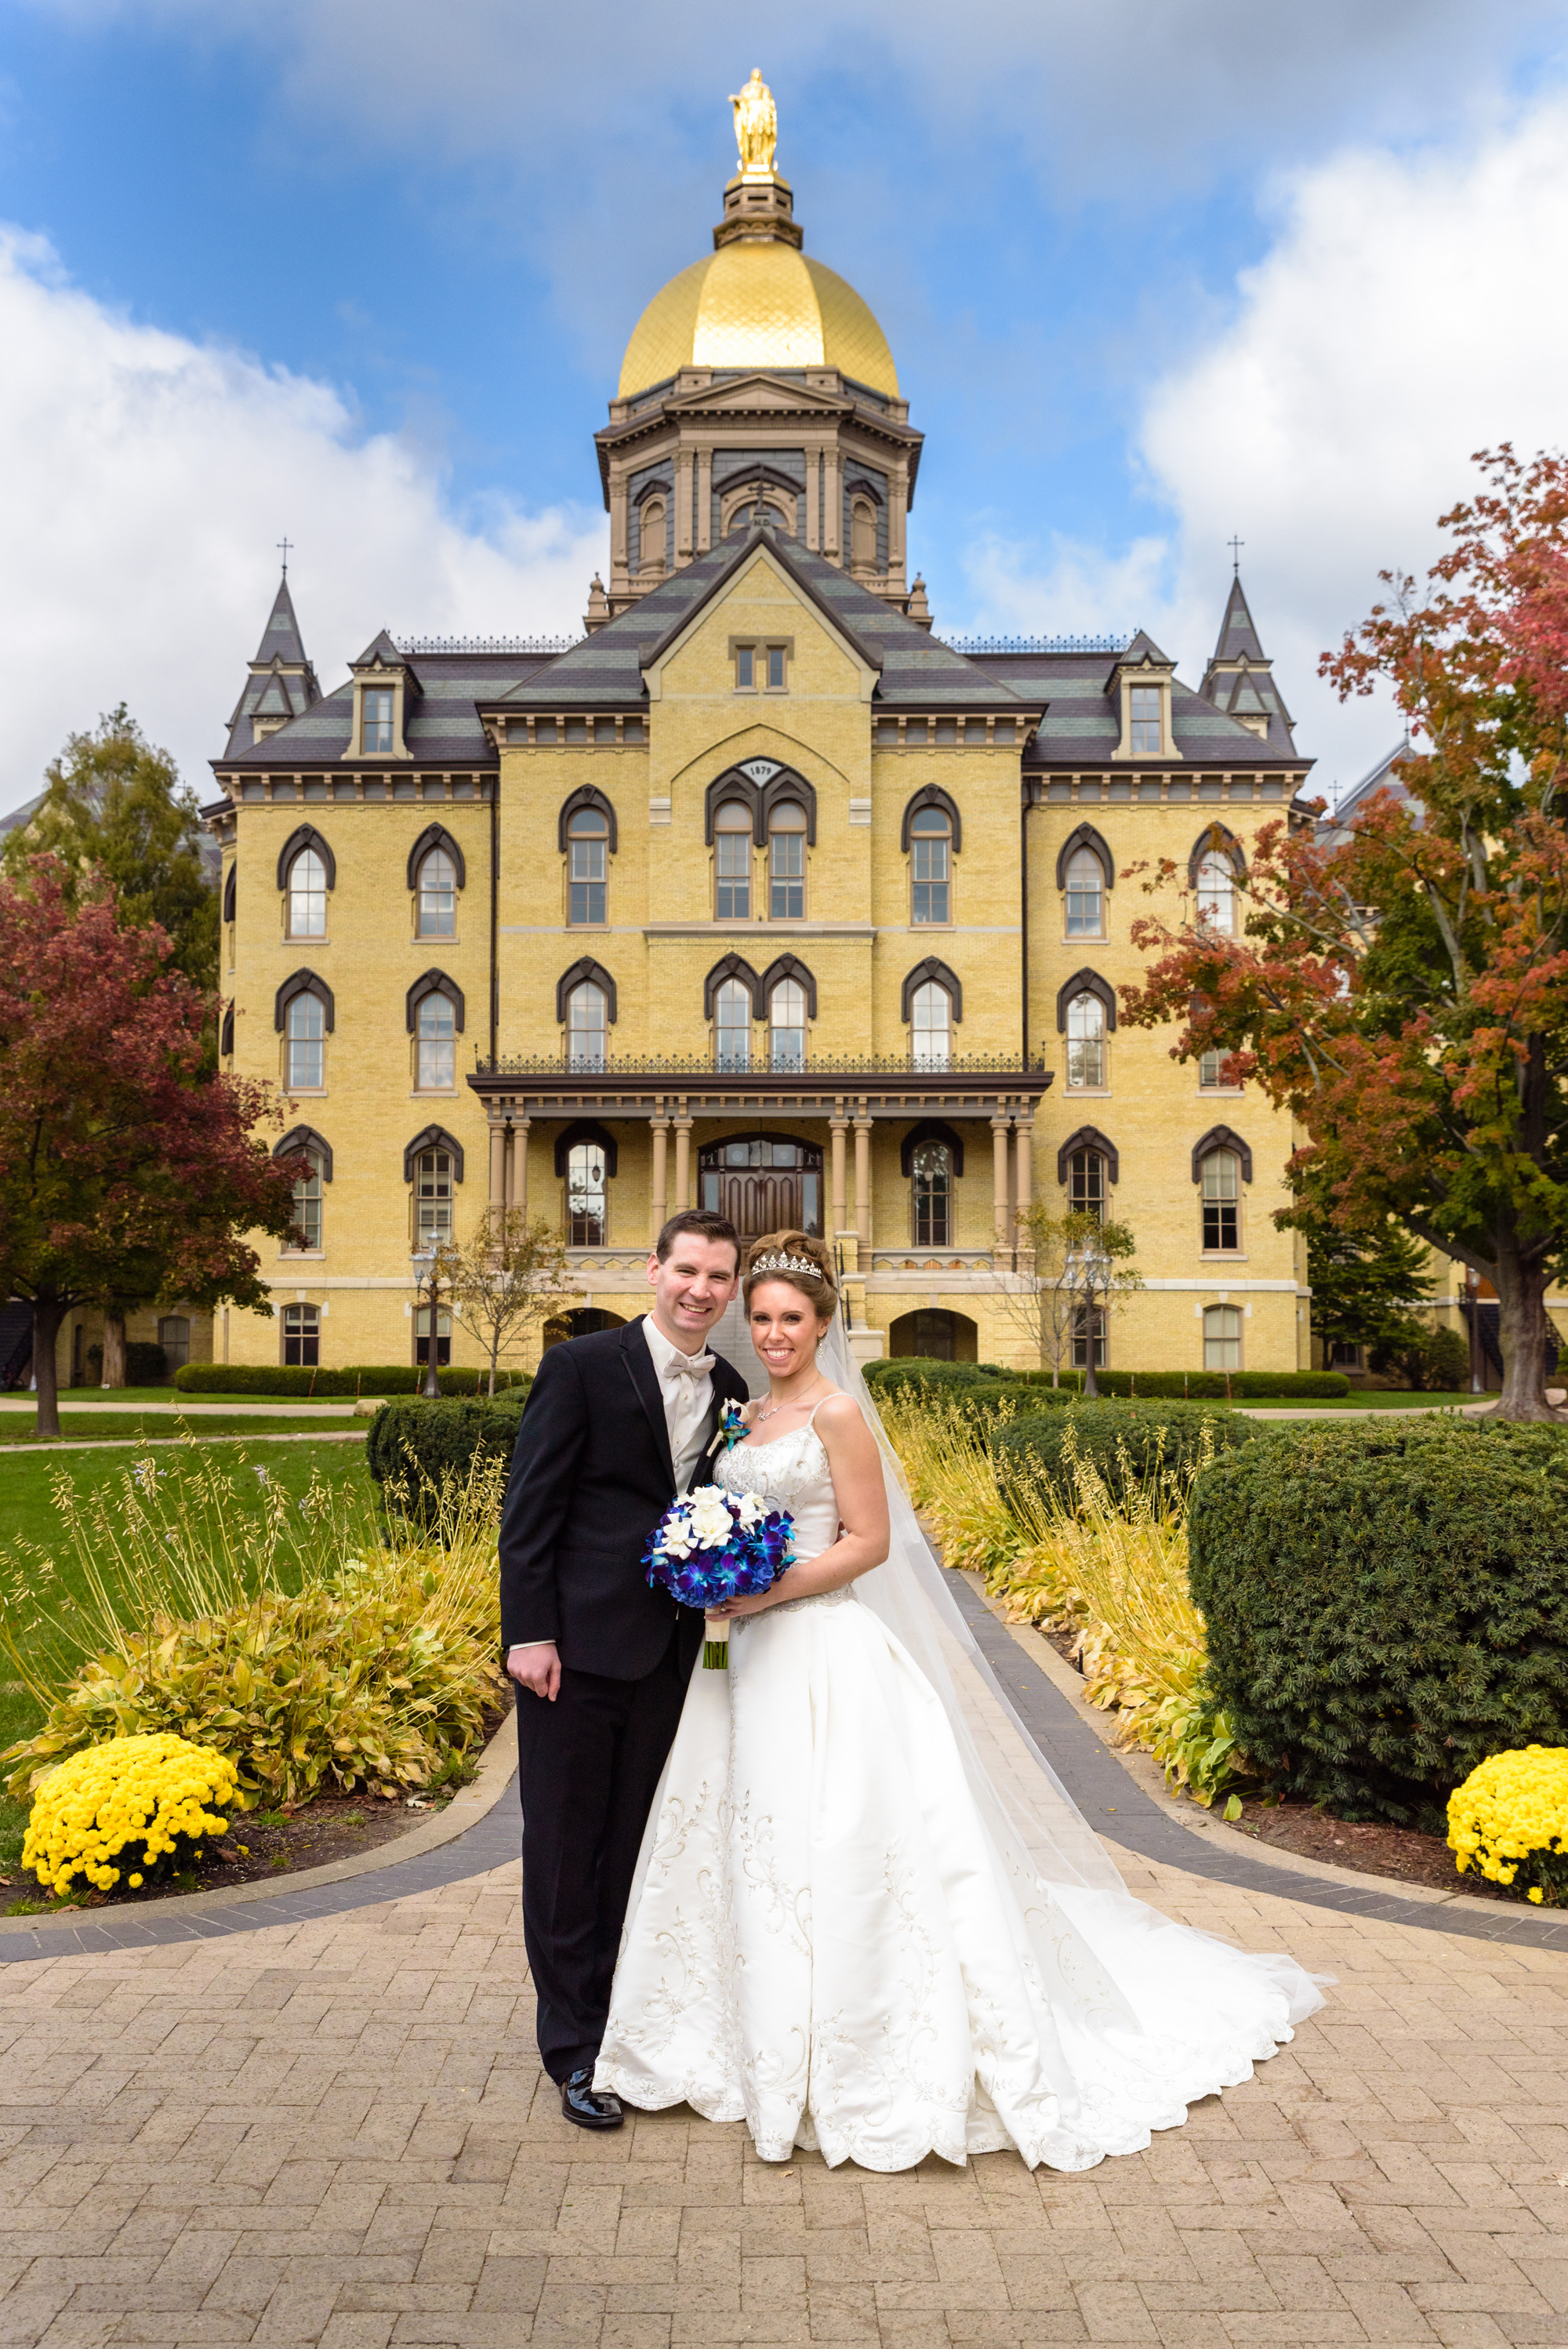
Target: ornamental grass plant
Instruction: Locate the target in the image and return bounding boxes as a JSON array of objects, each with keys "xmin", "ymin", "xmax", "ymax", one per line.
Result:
[
  {"xmin": 0, "ymin": 1443, "xmax": 508, "ymax": 1809},
  {"xmin": 877, "ymin": 1392, "xmax": 1247, "ymax": 1804}
]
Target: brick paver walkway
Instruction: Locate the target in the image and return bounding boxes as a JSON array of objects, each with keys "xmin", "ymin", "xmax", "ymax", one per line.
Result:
[{"xmin": 2, "ymin": 1842, "xmax": 1566, "ymax": 2349}]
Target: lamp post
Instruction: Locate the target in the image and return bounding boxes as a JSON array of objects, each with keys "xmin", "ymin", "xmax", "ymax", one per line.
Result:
[
  {"xmin": 1067, "ymin": 1239, "xmax": 1111, "ymax": 1399},
  {"xmin": 410, "ymin": 1249, "xmax": 442, "ymax": 1400}
]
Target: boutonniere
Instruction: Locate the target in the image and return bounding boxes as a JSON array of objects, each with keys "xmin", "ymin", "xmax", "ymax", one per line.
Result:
[{"xmin": 706, "ymin": 1397, "xmax": 750, "ymax": 1459}]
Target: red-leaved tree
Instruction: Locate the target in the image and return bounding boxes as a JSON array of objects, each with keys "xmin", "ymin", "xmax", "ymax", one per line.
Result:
[
  {"xmin": 1120, "ymin": 447, "xmax": 1568, "ymax": 1421},
  {"xmin": 0, "ymin": 856, "xmax": 303, "ymax": 1436}
]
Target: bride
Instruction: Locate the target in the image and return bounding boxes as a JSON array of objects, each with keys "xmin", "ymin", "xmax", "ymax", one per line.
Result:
[{"xmin": 593, "ymin": 1230, "xmax": 1324, "ymax": 2173}]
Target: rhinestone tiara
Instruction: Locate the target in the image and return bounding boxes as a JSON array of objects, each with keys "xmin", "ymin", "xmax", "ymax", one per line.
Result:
[{"xmin": 749, "ymin": 1251, "xmax": 825, "ymax": 1277}]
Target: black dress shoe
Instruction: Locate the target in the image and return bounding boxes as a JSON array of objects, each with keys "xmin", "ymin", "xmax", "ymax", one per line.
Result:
[{"xmin": 560, "ymin": 2068, "xmax": 623, "ymax": 2129}]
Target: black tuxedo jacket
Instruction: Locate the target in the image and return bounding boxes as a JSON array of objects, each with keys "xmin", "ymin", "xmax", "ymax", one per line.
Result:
[{"xmin": 498, "ymin": 1317, "xmax": 751, "ymax": 1680}]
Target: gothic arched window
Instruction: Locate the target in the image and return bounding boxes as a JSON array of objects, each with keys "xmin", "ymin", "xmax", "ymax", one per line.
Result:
[
  {"xmin": 910, "ymin": 804, "xmax": 951, "ymax": 925},
  {"xmin": 565, "ymin": 980, "xmax": 608, "ymax": 1071},
  {"xmin": 567, "ymin": 1140, "xmax": 608, "ymax": 1246},
  {"xmin": 716, "ymin": 977, "xmax": 753, "ymax": 1071},
  {"xmin": 768, "ymin": 976, "xmax": 806, "ymax": 1071},
  {"xmin": 1196, "ymin": 850, "xmax": 1236, "ymax": 934},
  {"xmin": 1200, "ymin": 1149, "xmax": 1241, "ymax": 1251},
  {"xmin": 910, "ymin": 979, "xmax": 953, "ymax": 1069},
  {"xmin": 1064, "ymin": 845, "xmax": 1104, "ymax": 938},
  {"xmin": 1065, "ymin": 991, "xmax": 1106, "ymax": 1088},
  {"xmin": 911, "ymin": 1141, "xmax": 952, "ymax": 1247},
  {"xmin": 285, "ymin": 847, "xmax": 327, "ymax": 940},
  {"xmin": 285, "ymin": 991, "xmax": 325, "ymax": 1088},
  {"xmin": 713, "ymin": 800, "xmax": 752, "ymax": 920},
  {"xmin": 639, "ymin": 496, "xmax": 666, "ymax": 576},
  {"xmin": 415, "ymin": 991, "xmax": 456, "ymax": 1090},
  {"xmin": 416, "ymin": 846, "xmax": 457, "ymax": 939}
]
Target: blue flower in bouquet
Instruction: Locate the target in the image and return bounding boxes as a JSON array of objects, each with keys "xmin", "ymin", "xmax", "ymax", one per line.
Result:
[
  {"xmin": 643, "ymin": 1485, "xmax": 795, "ymax": 1663},
  {"xmin": 717, "ymin": 1398, "xmax": 750, "ymax": 1450}
]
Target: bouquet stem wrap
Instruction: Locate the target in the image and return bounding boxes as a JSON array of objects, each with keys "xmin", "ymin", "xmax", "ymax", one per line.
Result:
[{"xmin": 642, "ymin": 1484, "xmax": 796, "ymax": 1668}]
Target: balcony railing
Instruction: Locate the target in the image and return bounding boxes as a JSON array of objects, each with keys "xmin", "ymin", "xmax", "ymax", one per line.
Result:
[{"xmin": 474, "ymin": 1050, "xmax": 1050, "ymax": 1077}]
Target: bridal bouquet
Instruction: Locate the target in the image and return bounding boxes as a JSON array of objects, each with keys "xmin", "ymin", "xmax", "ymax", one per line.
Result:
[{"xmin": 643, "ymin": 1486, "xmax": 795, "ymax": 1668}]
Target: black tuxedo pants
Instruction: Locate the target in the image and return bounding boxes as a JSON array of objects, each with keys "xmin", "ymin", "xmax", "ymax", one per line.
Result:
[{"xmin": 514, "ymin": 1626, "xmax": 689, "ymax": 2082}]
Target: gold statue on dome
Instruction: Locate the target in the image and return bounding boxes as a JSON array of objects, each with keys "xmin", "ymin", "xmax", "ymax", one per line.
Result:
[{"xmin": 729, "ymin": 68, "xmax": 778, "ymax": 177}]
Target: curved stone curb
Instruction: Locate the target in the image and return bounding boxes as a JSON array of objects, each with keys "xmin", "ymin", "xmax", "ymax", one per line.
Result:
[
  {"xmin": 0, "ymin": 1714, "xmax": 520, "ymax": 1964},
  {"xmin": 948, "ymin": 1571, "xmax": 1568, "ymax": 1950}
]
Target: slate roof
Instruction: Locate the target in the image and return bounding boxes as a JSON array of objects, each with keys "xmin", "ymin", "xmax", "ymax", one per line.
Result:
[
  {"xmin": 1319, "ymin": 739, "xmax": 1414, "ymax": 840},
  {"xmin": 1212, "ymin": 576, "xmax": 1265, "ymax": 663},
  {"xmin": 218, "ymin": 653, "xmax": 557, "ymax": 772},
  {"xmin": 491, "ymin": 525, "xmax": 1035, "ymax": 713},
  {"xmin": 964, "ymin": 648, "xmax": 1305, "ymax": 770}
]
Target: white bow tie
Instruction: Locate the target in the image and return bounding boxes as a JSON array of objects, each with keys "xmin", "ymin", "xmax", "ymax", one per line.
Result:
[{"xmin": 666, "ymin": 1350, "xmax": 714, "ymax": 1380}]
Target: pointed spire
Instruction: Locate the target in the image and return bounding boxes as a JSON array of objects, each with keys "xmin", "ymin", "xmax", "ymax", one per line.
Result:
[
  {"xmin": 223, "ymin": 561, "xmax": 321, "ymax": 755},
  {"xmin": 1199, "ymin": 566, "xmax": 1296, "ymax": 753}
]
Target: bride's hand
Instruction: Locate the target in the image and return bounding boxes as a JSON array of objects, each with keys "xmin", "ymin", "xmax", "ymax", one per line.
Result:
[{"xmin": 708, "ymin": 1588, "xmax": 779, "ymax": 1620}]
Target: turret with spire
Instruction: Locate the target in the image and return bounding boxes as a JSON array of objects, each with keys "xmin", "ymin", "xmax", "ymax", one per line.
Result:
[
  {"xmin": 1199, "ymin": 565, "xmax": 1296, "ymax": 754},
  {"xmin": 223, "ymin": 557, "xmax": 321, "ymax": 756}
]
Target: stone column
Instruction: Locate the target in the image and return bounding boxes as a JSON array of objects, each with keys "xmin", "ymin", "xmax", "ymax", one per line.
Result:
[
  {"xmin": 650, "ymin": 1109, "xmax": 670, "ymax": 1240},
  {"xmin": 1013, "ymin": 1113, "xmax": 1034, "ymax": 1255},
  {"xmin": 673, "ymin": 1106, "xmax": 693, "ymax": 1211},
  {"xmin": 829, "ymin": 1106, "xmax": 848, "ymax": 1235},
  {"xmin": 695, "ymin": 446, "xmax": 713, "ymax": 554},
  {"xmin": 854, "ymin": 1107, "xmax": 873, "ymax": 1253},
  {"xmin": 488, "ymin": 1120, "xmax": 506, "ymax": 1211},
  {"xmin": 823, "ymin": 446, "xmax": 842, "ymax": 561},
  {"xmin": 991, "ymin": 1110, "xmax": 1011, "ymax": 1252},
  {"xmin": 804, "ymin": 447, "xmax": 822, "ymax": 552},
  {"xmin": 512, "ymin": 1116, "xmax": 532, "ymax": 1218},
  {"xmin": 675, "ymin": 449, "xmax": 694, "ymax": 565}
]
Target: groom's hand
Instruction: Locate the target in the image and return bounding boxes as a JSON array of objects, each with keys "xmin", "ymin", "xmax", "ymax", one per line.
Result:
[{"xmin": 507, "ymin": 1642, "xmax": 562, "ymax": 1701}]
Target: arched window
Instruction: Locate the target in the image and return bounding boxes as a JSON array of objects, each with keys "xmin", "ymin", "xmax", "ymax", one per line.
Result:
[
  {"xmin": 414, "ymin": 1146, "xmax": 454, "ymax": 1243},
  {"xmin": 1204, "ymin": 1303, "xmax": 1243, "ymax": 1369},
  {"xmin": 911, "ymin": 1141, "xmax": 951, "ymax": 1247},
  {"xmin": 286, "ymin": 847, "xmax": 327, "ymax": 939},
  {"xmin": 639, "ymin": 496, "xmax": 666, "ymax": 577},
  {"xmin": 567, "ymin": 1141, "xmax": 608, "ymax": 1246},
  {"xmin": 1064, "ymin": 845, "xmax": 1104, "ymax": 938},
  {"xmin": 910, "ymin": 804, "xmax": 951, "ymax": 925},
  {"xmin": 287, "ymin": 1147, "xmax": 325, "ymax": 1250},
  {"xmin": 713, "ymin": 800, "xmax": 752, "ymax": 920},
  {"xmin": 282, "ymin": 1303, "xmax": 320, "ymax": 1367},
  {"xmin": 1065, "ymin": 991, "xmax": 1106, "ymax": 1088},
  {"xmin": 416, "ymin": 847, "xmax": 457, "ymax": 939},
  {"xmin": 1069, "ymin": 1147, "xmax": 1105, "ymax": 1219},
  {"xmin": 285, "ymin": 992, "xmax": 324, "ymax": 1088},
  {"xmin": 851, "ymin": 495, "xmax": 877, "ymax": 572},
  {"xmin": 911, "ymin": 979, "xmax": 952, "ymax": 1069},
  {"xmin": 565, "ymin": 980, "xmax": 608, "ymax": 1072},
  {"xmin": 716, "ymin": 977, "xmax": 753, "ymax": 1071},
  {"xmin": 416, "ymin": 991, "xmax": 456, "ymax": 1090},
  {"xmin": 768, "ymin": 800, "xmax": 806, "ymax": 919},
  {"xmin": 567, "ymin": 806, "xmax": 608, "ymax": 925},
  {"xmin": 1196, "ymin": 850, "xmax": 1235, "ymax": 934},
  {"xmin": 1200, "ymin": 1149, "xmax": 1240, "ymax": 1251},
  {"xmin": 768, "ymin": 977, "xmax": 806, "ymax": 1072}
]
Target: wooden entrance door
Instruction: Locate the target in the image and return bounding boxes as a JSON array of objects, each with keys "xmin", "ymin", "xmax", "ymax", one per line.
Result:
[{"xmin": 699, "ymin": 1136, "xmax": 822, "ymax": 1241}]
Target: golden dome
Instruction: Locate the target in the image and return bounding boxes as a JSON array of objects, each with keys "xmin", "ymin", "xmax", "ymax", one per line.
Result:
[{"xmin": 618, "ymin": 239, "xmax": 899, "ymax": 401}]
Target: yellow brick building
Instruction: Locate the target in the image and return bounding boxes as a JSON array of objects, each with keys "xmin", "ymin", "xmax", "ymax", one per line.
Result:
[{"xmin": 203, "ymin": 103, "xmax": 1317, "ymax": 1379}]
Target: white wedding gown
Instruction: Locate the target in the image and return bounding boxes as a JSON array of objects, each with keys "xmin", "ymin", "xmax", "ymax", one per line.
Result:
[{"xmin": 594, "ymin": 1408, "xmax": 1323, "ymax": 2173}]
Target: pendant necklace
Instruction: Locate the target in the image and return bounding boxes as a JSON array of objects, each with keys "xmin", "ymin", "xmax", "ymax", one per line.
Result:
[{"xmin": 753, "ymin": 1374, "xmax": 826, "ymax": 1430}]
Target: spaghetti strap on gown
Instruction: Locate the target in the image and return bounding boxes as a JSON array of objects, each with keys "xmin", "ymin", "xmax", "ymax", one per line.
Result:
[{"xmin": 593, "ymin": 1410, "xmax": 1323, "ymax": 2173}]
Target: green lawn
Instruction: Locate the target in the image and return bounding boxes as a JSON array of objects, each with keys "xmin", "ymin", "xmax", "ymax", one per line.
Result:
[
  {"xmin": 1236, "ymin": 1391, "xmax": 1480, "ymax": 1411},
  {"xmin": 0, "ymin": 1414, "xmax": 365, "ymax": 1447},
  {"xmin": 0, "ymin": 1386, "xmax": 368, "ymax": 1410},
  {"xmin": 0, "ymin": 1436, "xmax": 374, "ymax": 1879}
]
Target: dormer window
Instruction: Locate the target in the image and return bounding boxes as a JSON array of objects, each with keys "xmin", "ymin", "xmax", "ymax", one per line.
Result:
[
  {"xmin": 363, "ymin": 688, "xmax": 394, "ymax": 754},
  {"xmin": 1130, "ymin": 685, "xmax": 1161, "ymax": 756}
]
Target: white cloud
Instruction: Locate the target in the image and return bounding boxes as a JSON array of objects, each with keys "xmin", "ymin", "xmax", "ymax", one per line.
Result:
[
  {"xmin": 0, "ymin": 226, "xmax": 604, "ymax": 811},
  {"xmin": 962, "ymin": 92, "xmax": 1568, "ymax": 799}
]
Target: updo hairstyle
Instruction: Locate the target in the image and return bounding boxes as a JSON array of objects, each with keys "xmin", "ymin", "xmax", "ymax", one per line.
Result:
[{"xmin": 742, "ymin": 1229, "xmax": 839, "ymax": 1323}]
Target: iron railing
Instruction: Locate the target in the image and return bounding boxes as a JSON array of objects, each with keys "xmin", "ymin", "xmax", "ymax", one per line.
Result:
[
  {"xmin": 395, "ymin": 635, "xmax": 584, "ymax": 655},
  {"xmin": 937, "ymin": 634, "xmax": 1131, "ymax": 655},
  {"xmin": 472, "ymin": 1051, "xmax": 1051, "ymax": 1078}
]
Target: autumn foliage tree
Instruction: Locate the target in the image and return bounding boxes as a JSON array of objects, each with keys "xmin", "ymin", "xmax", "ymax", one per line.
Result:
[
  {"xmin": 1121, "ymin": 448, "xmax": 1568, "ymax": 1420},
  {"xmin": 0, "ymin": 857, "xmax": 302, "ymax": 1436}
]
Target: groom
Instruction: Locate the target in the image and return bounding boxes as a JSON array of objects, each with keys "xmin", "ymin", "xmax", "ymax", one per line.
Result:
[{"xmin": 499, "ymin": 1208, "xmax": 750, "ymax": 2129}]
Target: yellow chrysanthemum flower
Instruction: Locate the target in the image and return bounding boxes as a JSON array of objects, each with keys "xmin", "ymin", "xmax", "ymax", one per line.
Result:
[
  {"xmin": 21, "ymin": 1734, "xmax": 240, "ymax": 1903},
  {"xmin": 1448, "ymin": 1747, "xmax": 1568, "ymax": 1908}
]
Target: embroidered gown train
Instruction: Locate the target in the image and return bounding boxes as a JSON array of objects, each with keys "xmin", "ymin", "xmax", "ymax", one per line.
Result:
[{"xmin": 594, "ymin": 1404, "xmax": 1323, "ymax": 2173}]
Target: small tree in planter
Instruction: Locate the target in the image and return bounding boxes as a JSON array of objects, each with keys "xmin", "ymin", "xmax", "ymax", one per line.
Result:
[
  {"xmin": 988, "ymin": 1205, "xmax": 1142, "ymax": 1393},
  {"xmin": 434, "ymin": 1209, "xmax": 573, "ymax": 1396}
]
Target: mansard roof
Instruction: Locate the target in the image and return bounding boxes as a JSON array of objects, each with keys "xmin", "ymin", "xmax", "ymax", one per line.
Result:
[
  {"xmin": 216, "ymin": 651, "xmax": 557, "ymax": 770},
  {"xmin": 965, "ymin": 647, "xmax": 1308, "ymax": 770},
  {"xmin": 490, "ymin": 525, "xmax": 1034, "ymax": 713}
]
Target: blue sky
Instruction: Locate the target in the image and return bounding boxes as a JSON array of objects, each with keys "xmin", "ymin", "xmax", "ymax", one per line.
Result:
[{"xmin": 3, "ymin": 0, "xmax": 1568, "ymax": 804}]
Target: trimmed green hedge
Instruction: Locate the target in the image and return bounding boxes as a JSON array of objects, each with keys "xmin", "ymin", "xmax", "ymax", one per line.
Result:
[
  {"xmin": 1188, "ymin": 1418, "xmax": 1568, "ymax": 1824},
  {"xmin": 175, "ymin": 1363, "xmax": 532, "ymax": 1398},
  {"xmin": 365, "ymin": 1387, "xmax": 532, "ymax": 1496},
  {"xmin": 862, "ymin": 1358, "xmax": 1348, "ymax": 1401},
  {"xmin": 995, "ymin": 1400, "xmax": 1263, "ymax": 1506}
]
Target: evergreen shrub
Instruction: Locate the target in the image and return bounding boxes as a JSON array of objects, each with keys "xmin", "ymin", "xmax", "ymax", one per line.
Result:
[
  {"xmin": 175, "ymin": 1363, "xmax": 530, "ymax": 1398},
  {"xmin": 1188, "ymin": 1418, "xmax": 1568, "ymax": 1824},
  {"xmin": 366, "ymin": 1388, "xmax": 532, "ymax": 1498},
  {"xmin": 862, "ymin": 1359, "xmax": 994, "ymax": 1396},
  {"xmin": 862, "ymin": 1360, "xmax": 1348, "ymax": 1400},
  {"xmin": 995, "ymin": 1400, "xmax": 1262, "ymax": 1505}
]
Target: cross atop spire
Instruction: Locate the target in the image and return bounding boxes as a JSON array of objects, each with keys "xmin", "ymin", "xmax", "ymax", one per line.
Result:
[
  {"xmin": 1228, "ymin": 534, "xmax": 1244, "ymax": 576},
  {"xmin": 277, "ymin": 536, "xmax": 293, "ymax": 579}
]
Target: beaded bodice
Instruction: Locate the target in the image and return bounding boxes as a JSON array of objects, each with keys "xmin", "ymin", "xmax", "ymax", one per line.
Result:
[{"xmin": 713, "ymin": 1415, "xmax": 844, "ymax": 1582}]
